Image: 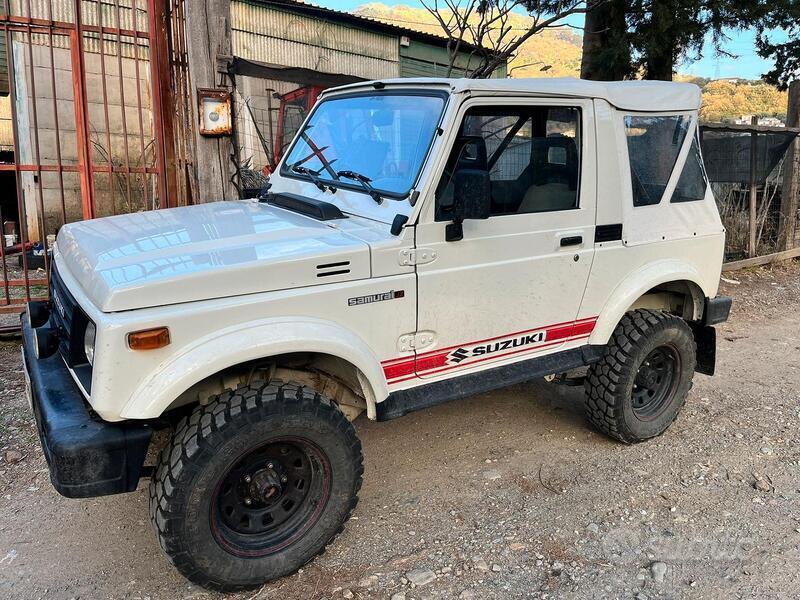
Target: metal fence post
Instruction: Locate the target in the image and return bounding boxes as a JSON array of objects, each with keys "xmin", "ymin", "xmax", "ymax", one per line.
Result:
[
  {"xmin": 148, "ymin": 0, "xmax": 179, "ymax": 208},
  {"xmin": 72, "ymin": 1, "xmax": 95, "ymax": 220}
]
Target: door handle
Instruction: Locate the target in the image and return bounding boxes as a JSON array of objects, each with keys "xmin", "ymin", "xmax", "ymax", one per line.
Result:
[{"xmin": 560, "ymin": 235, "xmax": 583, "ymax": 247}]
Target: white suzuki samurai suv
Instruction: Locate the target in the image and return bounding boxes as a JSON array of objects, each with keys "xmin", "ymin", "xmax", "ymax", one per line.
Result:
[{"xmin": 22, "ymin": 78, "xmax": 731, "ymax": 590}]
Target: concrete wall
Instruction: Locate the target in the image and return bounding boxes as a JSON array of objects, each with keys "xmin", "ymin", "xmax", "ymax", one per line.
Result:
[{"xmin": 13, "ymin": 38, "xmax": 153, "ymax": 239}]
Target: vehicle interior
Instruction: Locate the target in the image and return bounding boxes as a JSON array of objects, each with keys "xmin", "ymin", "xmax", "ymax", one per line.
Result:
[{"xmin": 436, "ymin": 105, "xmax": 581, "ymax": 220}]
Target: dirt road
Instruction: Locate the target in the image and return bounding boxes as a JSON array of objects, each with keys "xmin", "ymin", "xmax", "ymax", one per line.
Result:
[{"xmin": 1, "ymin": 263, "xmax": 799, "ymax": 599}]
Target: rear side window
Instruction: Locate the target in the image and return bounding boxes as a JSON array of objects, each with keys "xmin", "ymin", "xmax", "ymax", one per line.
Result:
[
  {"xmin": 625, "ymin": 115, "xmax": 690, "ymax": 206},
  {"xmin": 671, "ymin": 135, "xmax": 708, "ymax": 203}
]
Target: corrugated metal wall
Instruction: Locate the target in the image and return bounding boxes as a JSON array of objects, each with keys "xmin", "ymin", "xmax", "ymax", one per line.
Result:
[
  {"xmin": 400, "ymin": 40, "xmax": 507, "ymax": 79},
  {"xmin": 7, "ymin": 0, "xmax": 142, "ymax": 29},
  {"xmin": 6, "ymin": 0, "xmax": 147, "ymax": 59},
  {"xmin": 231, "ymin": 1, "xmax": 399, "ymax": 81}
]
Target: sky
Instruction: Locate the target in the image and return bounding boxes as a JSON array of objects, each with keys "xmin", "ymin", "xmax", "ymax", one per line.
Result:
[{"xmin": 318, "ymin": 0, "xmax": 783, "ymax": 81}]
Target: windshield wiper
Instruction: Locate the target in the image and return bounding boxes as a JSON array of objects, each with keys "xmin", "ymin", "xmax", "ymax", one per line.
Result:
[
  {"xmin": 291, "ymin": 165, "xmax": 336, "ymax": 193},
  {"xmin": 300, "ymin": 129, "xmax": 339, "ymax": 181},
  {"xmin": 337, "ymin": 170, "xmax": 383, "ymax": 204}
]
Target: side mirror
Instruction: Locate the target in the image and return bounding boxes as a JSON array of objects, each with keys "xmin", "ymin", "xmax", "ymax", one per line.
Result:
[{"xmin": 447, "ymin": 168, "xmax": 491, "ymax": 242}]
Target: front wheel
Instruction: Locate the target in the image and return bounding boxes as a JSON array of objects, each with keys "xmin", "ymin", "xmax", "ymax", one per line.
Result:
[
  {"xmin": 149, "ymin": 380, "xmax": 363, "ymax": 592},
  {"xmin": 584, "ymin": 309, "xmax": 696, "ymax": 443}
]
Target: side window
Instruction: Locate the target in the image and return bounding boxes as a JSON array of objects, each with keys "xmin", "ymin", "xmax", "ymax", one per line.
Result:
[
  {"xmin": 625, "ymin": 115, "xmax": 690, "ymax": 206},
  {"xmin": 671, "ymin": 135, "xmax": 708, "ymax": 203},
  {"xmin": 436, "ymin": 106, "xmax": 581, "ymax": 221}
]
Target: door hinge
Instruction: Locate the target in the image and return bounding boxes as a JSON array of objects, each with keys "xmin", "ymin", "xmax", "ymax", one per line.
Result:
[
  {"xmin": 398, "ymin": 248, "xmax": 437, "ymax": 266},
  {"xmin": 398, "ymin": 331, "xmax": 436, "ymax": 353}
]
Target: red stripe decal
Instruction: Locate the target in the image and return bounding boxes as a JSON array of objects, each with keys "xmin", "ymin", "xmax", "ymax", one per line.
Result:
[
  {"xmin": 382, "ymin": 317, "xmax": 597, "ymax": 383},
  {"xmin": 382, "ymin": 359, "xmax": 416, "ymax": 381}
]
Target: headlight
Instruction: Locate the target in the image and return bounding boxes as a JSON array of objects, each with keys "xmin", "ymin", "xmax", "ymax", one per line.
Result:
[{"xmin": 84, "ymin": 321, "xmax": 96, "ymax": 366}]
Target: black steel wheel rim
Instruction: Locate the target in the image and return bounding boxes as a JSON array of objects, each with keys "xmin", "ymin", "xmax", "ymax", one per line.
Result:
[
  {"xmin": 631, "ymin": 345, "xmax": 681, "ymax": 420},
  {"xmin": 210, "ymin": 437, "xmax": 331, "ymax": 557}
]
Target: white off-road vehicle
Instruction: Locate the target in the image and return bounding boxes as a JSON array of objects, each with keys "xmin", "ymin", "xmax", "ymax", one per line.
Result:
[{"xmin": 22, "ymin": 78, "xmax": 731, "ymax": 590}]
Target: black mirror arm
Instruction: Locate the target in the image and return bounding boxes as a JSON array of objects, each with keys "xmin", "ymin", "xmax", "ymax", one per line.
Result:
[{"xmin": 445, "ymin": 215, "xmax": 464, "ymax": 242}]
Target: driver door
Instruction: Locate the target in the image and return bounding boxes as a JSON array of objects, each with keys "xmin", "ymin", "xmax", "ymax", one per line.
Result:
[{"xmin": 413, "ymin": 98, "xmax": 597, "ymax": 379}]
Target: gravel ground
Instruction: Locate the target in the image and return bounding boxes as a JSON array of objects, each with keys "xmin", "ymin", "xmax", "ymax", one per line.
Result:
[{"xmin": 1, "ymin": 261, "xmax": 799, "ymax": 600}]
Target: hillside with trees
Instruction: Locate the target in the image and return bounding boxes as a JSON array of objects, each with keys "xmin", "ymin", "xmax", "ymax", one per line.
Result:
[
  {"xmin": 355, "ymin": 2, "xmax": 584, "ymax": 78},
  {"xmin": 355, "ymin": 2, "xmax": 788, "ymax": 123},
  {"xmin": 679, "ymin": 77, "xmax": 789, "ymax": 123}
]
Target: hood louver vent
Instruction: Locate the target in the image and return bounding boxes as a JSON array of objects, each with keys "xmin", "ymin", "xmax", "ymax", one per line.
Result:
[{"xmin": 316, "ymin": 261, "xmax": 351, "ymax": 277}]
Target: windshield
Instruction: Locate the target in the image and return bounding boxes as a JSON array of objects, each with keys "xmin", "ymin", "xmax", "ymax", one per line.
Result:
[{"xmin": 281, "ymin": 92, "xmax": 446, "ymax": 197}]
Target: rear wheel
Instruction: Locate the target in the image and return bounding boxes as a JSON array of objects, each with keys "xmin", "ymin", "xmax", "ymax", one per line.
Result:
[
  {"xmin": 584, "ymin": 309, "xmax": 696, "ymax": 443},
  {"xmin": 149, "ymin": 380, "xmax": 363, "ymax": 592}
]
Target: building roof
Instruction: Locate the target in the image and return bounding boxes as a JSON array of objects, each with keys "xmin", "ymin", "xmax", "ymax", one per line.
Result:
[
  {"xmin": 329, "ymin": 77, "xmax": 704, "ymax": 112},
  {"xmin": 246, "ymin": 0, "xmax": 487, "ymax": 53}
]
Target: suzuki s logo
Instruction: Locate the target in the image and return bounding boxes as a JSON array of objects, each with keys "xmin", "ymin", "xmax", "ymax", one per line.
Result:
[
  {"xmin": 446, "ymin": 331, "xmax": 547, "ymax": 366},
  {"xmin": 448, "ymin": 348, "xmax": 470, "ymax": 364}
]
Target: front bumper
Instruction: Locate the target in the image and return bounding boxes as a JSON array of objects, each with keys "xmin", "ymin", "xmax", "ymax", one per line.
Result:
[{"xmin": 21, "ymin": 313, "xmax": 151, "ymax": 498}]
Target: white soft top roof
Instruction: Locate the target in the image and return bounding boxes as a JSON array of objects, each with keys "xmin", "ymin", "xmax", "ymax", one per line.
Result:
[{"xmin": 329, "ymin": 77, "xmax": 702, "ymax": 112}]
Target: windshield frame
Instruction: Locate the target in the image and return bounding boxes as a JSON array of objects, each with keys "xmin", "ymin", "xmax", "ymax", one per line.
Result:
[{"xmin": 279, "ymin": 89, "xmax": 450, "ymax": 200}]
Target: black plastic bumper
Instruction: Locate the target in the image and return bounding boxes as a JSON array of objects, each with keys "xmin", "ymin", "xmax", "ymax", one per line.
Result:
[
  {"xmin": 21, "ymin": 313, "xmax": 152, "ymax": 498},
  {"xmin": 690, "ymin": 295, "xmax": 732, "ymax": 377},
  {"xmin": 703, "ymin": 295, "xmax": 732, "ymax": 326}
]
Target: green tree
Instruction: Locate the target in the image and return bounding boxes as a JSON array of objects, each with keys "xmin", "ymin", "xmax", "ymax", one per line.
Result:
[
  {"xmin": 755, "ymin": 2, "xmax": 799, "ymax": 89},
  {"xmin": 581, "ymin": 1, "xmax": 764, "ymax": 81},
  {"xmin": 580, "ymin": 0, "xmax": 631, "ymax": 80}
]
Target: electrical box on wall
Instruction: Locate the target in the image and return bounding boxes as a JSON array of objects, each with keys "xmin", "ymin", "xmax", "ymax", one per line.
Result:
[{"xmin": 198, "ymin": 89, "xmax": 232, "ymax": 136}]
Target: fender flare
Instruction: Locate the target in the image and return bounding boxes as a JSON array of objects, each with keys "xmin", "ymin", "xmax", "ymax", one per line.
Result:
[
  {"xmin": 119, "ymin": 317, "xmax": 389, "ymax": 419},
  {"xmin": 588, "ymin": 259, "xmax": 708, "ymax": 345}
]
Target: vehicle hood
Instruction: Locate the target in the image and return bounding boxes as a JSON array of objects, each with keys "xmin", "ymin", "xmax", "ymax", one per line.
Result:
[{"xmin": 56, "ymin": 200, "xmax": 372, "ymax": 312}]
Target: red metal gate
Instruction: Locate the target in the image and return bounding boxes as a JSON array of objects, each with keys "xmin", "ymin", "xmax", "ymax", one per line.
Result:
[{"xmin": 0, "ymin": 0, "xmax": 193, "ymax": 327}]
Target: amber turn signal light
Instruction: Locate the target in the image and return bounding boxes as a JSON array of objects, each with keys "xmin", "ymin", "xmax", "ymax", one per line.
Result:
[{"xmin": 127, "ymin": 327, "xmax": 171, "ymax": 350}]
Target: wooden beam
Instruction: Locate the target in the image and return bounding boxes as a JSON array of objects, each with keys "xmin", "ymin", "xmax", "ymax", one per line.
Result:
[
  {"xmin": 778, "ymin": 82, "xmax": 800, "ymax": 251},
  {"xmin": 748, "ymin": 115, "xmax": 758, "ymax": 257},
  {"xmin": 723, "ymin": 247, "xmax": 800, "ymax": 272},
  {"xmin": 700, "ymin": 121, "xmax": 800, "ymax": 135}
]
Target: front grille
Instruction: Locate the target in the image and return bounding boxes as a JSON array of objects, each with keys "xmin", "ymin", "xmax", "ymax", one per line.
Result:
[
  {"xmin": 49, "ymin": 264, "xmax": 94, "ymax": 395},
  {"xmin": 49, "ymin": 263, "xmax": 78, "ymax": 362}
]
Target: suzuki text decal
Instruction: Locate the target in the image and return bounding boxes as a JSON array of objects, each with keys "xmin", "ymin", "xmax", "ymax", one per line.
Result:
[
  {"xmin": 446, "ymin": 331, "xmax": 547, "ymax": 365},
  {"xmin": 381, "ymin": 317, "xmax": 598, "ymax": 384}
]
